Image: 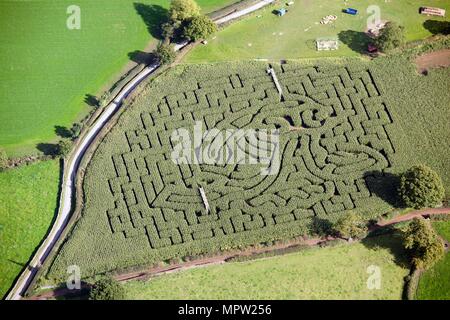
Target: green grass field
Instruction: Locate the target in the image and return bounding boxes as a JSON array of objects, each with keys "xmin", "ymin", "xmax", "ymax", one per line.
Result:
[
  {"xmin": 123, "ymin": 235, "xmax": 409, "ymax": 299},
  {"xmin": 0, "ymin": 0, "xmax": 235, "ymax": 157},
  {"xmin": 186, "ymin": 0, "xmax": 450, "ymax": 62},
  {"xmin": 0, "ymin": 160, "xmax": 60, "ymax": 298},
  {"xmin": 416, "ymin": 220, "xmax": 450, "ymax": 300}
]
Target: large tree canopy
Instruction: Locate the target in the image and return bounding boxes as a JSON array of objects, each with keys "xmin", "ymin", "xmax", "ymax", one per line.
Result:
[
  {"xmin": 169, "ymin": 0, "xmax": 201, "ymax": 23},
  {"xmin": 183, "ymin": 15, "xmax": 218, "ymax": 41},
  {"xmin": 375, "ymin": 21, "xmax": 405, "ymax": 52},
  {"xmin": 89, "ymin": 277, "xmax": 125, "ymax": 300},
  {"xmin": 399, "ymin": 164, "xmax": 445, "ymax": 209},
  {"xmin": 403, "ymin": 218, "xmax": 445, "ymax": 270}
]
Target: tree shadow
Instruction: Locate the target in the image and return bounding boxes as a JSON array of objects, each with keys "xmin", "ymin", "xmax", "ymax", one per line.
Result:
[
  {"xmin": 84, "ymin": 94, "xmax": 99, "ymax": 107},
  {"xmin": 423, "ymin": 20, "xmax": 450, "ymax": 35},
  {"xmin": 36, "ymin": 143, "xmax": 58, "ymax": 156},
  {"xmin": 54, "ymin": 125, "xmax": 72, "ymax": 139},
  {"xmin": 338, "ymin": 30, "xmax": 371, "ymax": 54},
  {"xmin": 128, "ymin": 50, "xmax": 158, "ymax": 65},
  {"xmin": 134, "ymin": 2, "xmax": 168, "ymax": 39},
  {"xmin": 361, "ymin": 231, "xmax": 410, "ymax": 268},
  {"xmin": 309, "ymin": 216, "xmax": 334, "ymax": 237},
  {"xmin": 364, "ymin": 170, "xmax": 402, "ymax": 207},
  {"xmin": 7, "ymin": 259, "xmax": 26, "ymax": 268}
]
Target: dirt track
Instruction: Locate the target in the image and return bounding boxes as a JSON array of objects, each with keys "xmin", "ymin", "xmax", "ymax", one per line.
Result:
[{"xmin": 415, "ymin": 49, "xmax": 450, "ymax": 73}]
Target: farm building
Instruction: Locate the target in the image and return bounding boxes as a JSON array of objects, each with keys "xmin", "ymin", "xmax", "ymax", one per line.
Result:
[
  {"xmin": 316, "ymin": 38, "xmax": 339, "ymax": 51},
  {"xmin": 419, "ymin": 6, "xmax": 446, "ymax": 17}
]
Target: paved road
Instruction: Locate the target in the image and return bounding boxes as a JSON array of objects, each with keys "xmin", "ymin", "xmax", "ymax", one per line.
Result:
[{"xmin": 5, "ymin": 0, "xmax": 275, "ymax": 300}]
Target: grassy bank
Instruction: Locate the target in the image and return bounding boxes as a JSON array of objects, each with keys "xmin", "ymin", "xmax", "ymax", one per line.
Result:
[
  {"xmin": 0, "ymin": 160, "xmax": 61, "ymax": 298},
  {"xmin": 124, "ymin": 235, "xmax": 409, "ymax": 299}
]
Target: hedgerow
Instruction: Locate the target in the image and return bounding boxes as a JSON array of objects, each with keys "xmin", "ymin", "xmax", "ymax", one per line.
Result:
[{"xmin": 46, "ymin": 56, "xmax": 450, "ymax": 280}]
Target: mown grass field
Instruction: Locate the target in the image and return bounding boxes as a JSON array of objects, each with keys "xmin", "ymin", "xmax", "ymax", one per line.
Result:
[
  {"xmin": 0, "ymin": 0, "xmax": 235, "ymax": 156},
  {"xmin": 44, "ymin": 53, "xmax": 450, "ymax": 282},
  {"xmin": 186, "ymin": 0, "xmax": 450, "ymax": 62},
  {"xmin": 123, "ymin": 235, "xmax": 409, "ymax": 299},
  {"xmin": 0, "ymin": 160, "xmax": 60, "ymax": 298},
  {"xmin": 416, "ymin": 220, "xmax": 450, "ymax": 300}
]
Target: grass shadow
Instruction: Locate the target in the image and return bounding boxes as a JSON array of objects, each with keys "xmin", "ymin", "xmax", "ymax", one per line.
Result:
[
  {"xmin": 54, "ymin": 125, "xmax": 72, "ymax": 139},
  {"xmin": 338, "ymin": 30, "xmax": 371, "ymax": 54},
  {"xmin": 84, "ymin": 94, "xmax": 99, "ymax": 108},
  {"xmin": 364, "ymin": 170, "xmax": 402, "ymax": 207},
  {"xmin": 134, "ymin": 2, "xmax": 168, "ymax": 40},
  {"xmin": 128, "ymin": 50, "xmax": 158, "ymax": 65},
  {"xmin": 36, "ymin": 143, "xmax": 58, "ymax": 156},
  {"xmin": 423, "ymin": 20, "xmax": 450, "ymax": 35},
  {"xmin": 309, "ymin": 216, "xmax": 334, "ymax": 237},
  {"xmin": 362, "ymin": 231, "xmax": 410, "ymax": 268}
]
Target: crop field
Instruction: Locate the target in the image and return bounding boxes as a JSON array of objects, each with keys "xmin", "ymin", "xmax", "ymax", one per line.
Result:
[
  {"xmin": 416, "ymin": 220, "xmax": 450, "ymax": 300},
  {"xmin": 0, "ymin": 0, "xmax": 234, "ymax": 156},
  {"xmin": 46, "ymin": 54, "xmax": 450, "ymax": 280},
  {"xmin": 124, "ymin": 235, "xmax": 409, "ymax": 299},
  {"xmin": 186, "ymin": 0, "xmax": 450, "ymax": 62},
  {"xmin": 0, "ymin": 160, "xmax": 60, "ymax": 298}
]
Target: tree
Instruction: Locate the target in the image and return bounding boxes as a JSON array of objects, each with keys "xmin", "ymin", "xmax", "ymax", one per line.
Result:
[
  {"xmin": 169, "ymin": 0, "xmax": 200, "ymax": 23},
  {"xmin": 399, "ymin": 164, "xmax": 445, "ymax": 209},
  {"xmin": 374, "ymin": 21, "xmax": 405, "ymax": 52},
  {"xmin": 70, "ymin": 123, "xmax": 82, "ymax": 139},
  {"xmin": 403, "ymin": 218, "xmax": 445, "ymax": 270},
  {"xmin": 89, "ymin": 277, "xmax": 125, "ymax": 300},
  {"xmin": 56, "ymin": 139, "xmax": 72, "ymax": 157},
  {"xmin": 183, "ymin": 15, "xmax": 218, "ymax": 41},
  {"xmin": 333, "ymin": 211, "xmax": 367, "ymax": 239},
  {"xmin": 0, "ymin": 147, "xmax": 8, "ymax": 171},
  {"xmin": 155, "ymin": 43, "xmax": 176, "ymax": 65}
]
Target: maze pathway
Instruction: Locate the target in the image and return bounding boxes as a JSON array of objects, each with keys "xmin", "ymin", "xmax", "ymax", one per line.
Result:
[{"xmin": 104, "ymin": 63, "xmax": 395, "ymax": 249}]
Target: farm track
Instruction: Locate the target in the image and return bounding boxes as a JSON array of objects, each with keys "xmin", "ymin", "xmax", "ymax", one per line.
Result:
[
  {"xmin": 5, "ymin": 0, "xmax": 276, "ymax": 300},
  {"xmin": 27, "ymin": 208, "xmax": 449, "ymax": 300},
  {"xmin": 415, "ymin": 49, "xmax": 450, "ymax": 73}
]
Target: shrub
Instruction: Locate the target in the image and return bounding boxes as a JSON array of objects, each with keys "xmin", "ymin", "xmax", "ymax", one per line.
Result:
[
  {"xmin": 399, "ymin": 164, "xmax": 445, "ymax": 209},
  {"xmin": 71, "ymin": 123, "xmax": 82, "ymax": 139},
  {"xmin": 155, "ymin": 43, "xmax": 176, "ymax": 65},
  {"xmin": 183, "ymin": 15, "xmax": 218, "ymax": 41},
  {"xmin": 402, "ymin": 218, "xmax": 445, "ymax": 270},
  {"xmin": 333, "ymin": 211, "xmax": 368, "ymax": 239},
  {"xmin": 56, "ymin": 139, "xmax": 72, "ymax": 157},
  {"xmin": 169, "ymin": 0, "xmax": 200, "ymax": 23},
  {"xmin": 375, "ymin": 22, "xmax": 405, "ymax": 52},
  {"xmin": 89, "ymin": 277, "xmax": 125, "ymax": 300},
  {"xmin": 0, "ymin": 148, "xmax": 8, "ymax": 171}
]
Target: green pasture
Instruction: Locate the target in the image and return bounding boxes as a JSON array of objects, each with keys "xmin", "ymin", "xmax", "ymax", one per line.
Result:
[
  {"xmin": 0, "ymin": 0, "xmax": 235, "ymax": 157},
  {"xmin": 416, "ymin": 220, "xmax": 450, "ymax": 300},
  {"xmin": 0, "ymin": 160, "xmax": 60, "ymax": 298},
  {"xmin": 186, "ymin": 0, "xmax": 450, "ymax": 62},
  {"xmin": 124, "ymin": 235, "xmax": 409, "ymax": 299}
]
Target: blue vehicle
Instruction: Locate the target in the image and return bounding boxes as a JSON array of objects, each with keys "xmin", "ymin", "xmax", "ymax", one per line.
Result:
[{"xmin": 343, "ymin": 8, "xmax": 358, "ymax": 15}]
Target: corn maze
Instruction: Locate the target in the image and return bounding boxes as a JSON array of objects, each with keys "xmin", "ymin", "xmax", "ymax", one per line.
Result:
[{"xmin": 104, "ymin": 62, "xmax": 395, "ymax": 250}]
